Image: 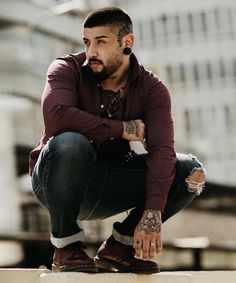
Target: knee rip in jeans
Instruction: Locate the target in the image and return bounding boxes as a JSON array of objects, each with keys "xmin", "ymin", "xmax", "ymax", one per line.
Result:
[{"xmin": 185, "ymin": 166, "xmax": 206, "ymax": 195}]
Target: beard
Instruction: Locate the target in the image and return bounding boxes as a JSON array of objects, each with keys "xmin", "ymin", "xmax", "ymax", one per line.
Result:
[{"xmin": 88, "ymin": 54, "xmax": 123, "ymax": 82}]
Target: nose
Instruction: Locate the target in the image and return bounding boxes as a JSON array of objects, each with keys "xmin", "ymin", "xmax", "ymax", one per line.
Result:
[{"xmin": 86, "ymin": 43, "xmax": 98, "ymax": 58}]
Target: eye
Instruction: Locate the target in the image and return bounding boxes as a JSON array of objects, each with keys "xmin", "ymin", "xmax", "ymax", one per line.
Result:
[
  {"xmin": 97, "ymin": 39, "xmax": 106, "ymax": 44},
  {"xmin": 83, "ymin": 40, "xmax": 90, "ymax": 47}
]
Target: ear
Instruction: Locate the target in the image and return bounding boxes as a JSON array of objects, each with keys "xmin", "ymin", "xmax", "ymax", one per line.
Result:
[{"xmin": 123, "ymin": 33, "xmax": 134, "ymax": 49}]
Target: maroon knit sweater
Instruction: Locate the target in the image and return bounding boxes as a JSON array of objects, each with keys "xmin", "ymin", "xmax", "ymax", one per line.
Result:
[{"xmin": 29, "ymin": 52, "xmax": 177, "ymax": 212}]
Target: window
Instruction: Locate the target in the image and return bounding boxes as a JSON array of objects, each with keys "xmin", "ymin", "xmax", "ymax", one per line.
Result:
[
  {"xmin": 210, "ymin": 107, "xmax": 216, "ymax": 126},
  {"xmin": 175, "ymin": 14, "xmax": 181, "ymax": 35},
  {"xmin": 166, "ymin": 64, "xmax": 186, "ymax": 86},
  {"xmin": 200, "ymin": 12, "xmax": 207, "ymax": 35},
  {"xmin": 179, "ymin": 64, "xmax": 186, "ymax": 85},
  {"xmin": 150, "ymin": 19, "xmax": 156, "ymax": 43},
  {"xmin": 21, "ymin": 202, "xmax": 49, "ymax": 233},
  {"xmin": 15, "ymin": 144, "xmax": 50, "ymax": 233},
  {"xmin": 160, "ymin": 14, "xmax": 168, "ymax": 38},
  {"xmin": 166, "ymin": 65, "xmax": 174, "ymax": 84},
  {"xmin": 193, "ymin": 63, "xmax": 200, "ymax": 86},
  {"xmin": 137, "ymin": 21, "xmax": 144, "ymax": 46},
  {"xmin": 15, "ymin": 145, "xmax": 31, "ymax": 176},
  {"xmin": 174, "ymin": 14, "xmax": 181, "ymax": 43},
  {"xmin": 188, "ymin": 13, "xmax": 194, "ymax": 34},
  {"xmin": 214, "ymin": 9, "xmax": 220, "ymax": 30},
  {"xmin": 227, "ymin": 8, "xmax": 234, "ymax": 36},
  {"xmin": 206, "ymin": 61, "xmax": 212, "ymax": 82},
  {"xmin": 0, "ymin": 19, "xmax": 13, "ymax": 30},
  {"xmin": 197, "ymin": 109, "xmax": 204, "ymax": 134},
  {"xmin": 224, "ymin": 105, "xmax": 232, "ymax": 129},
  {"xmin": 184, "ymin": 110, "xmax": 191, "ymax": 135},
  {"xmin": 219, "ymin": 59, "xmax": 226, "ymax": 78}
]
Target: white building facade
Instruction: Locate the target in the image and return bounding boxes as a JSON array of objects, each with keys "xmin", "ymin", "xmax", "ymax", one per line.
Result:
[
  {"xmin": 0, "ymin": 0, "xmax": 88, "ymax": 265},
  {"xmin": 110, "ymin": 0, "xmax": 236, "ymax": 187}
]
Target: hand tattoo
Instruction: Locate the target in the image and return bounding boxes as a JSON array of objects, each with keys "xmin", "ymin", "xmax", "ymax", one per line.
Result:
[
  {"xmin": 125, "ymin": 121, "xmax": 139, "ymax": 137},
  {"xmin": 136, "ymin": 210, "xmax": 162, "ymax": 233}
]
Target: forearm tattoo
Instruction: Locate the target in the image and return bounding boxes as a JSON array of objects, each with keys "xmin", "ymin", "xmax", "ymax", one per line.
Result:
[
  {"xmin": 125, "ymin": 121, "xmax": 139, "ymax": 137},
  {"xmin": 136, "ymin": 210, "xmax": 162, "ymax": 233}
]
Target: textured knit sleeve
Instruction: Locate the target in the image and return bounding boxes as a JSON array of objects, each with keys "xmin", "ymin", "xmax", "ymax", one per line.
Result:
[
  {"xmin": 42, "ymin": 58, "xmax": 123, "ymax": 143},
  {"xmin": 144, "ymin": 80, "xmax": 177, "ymax": 212}
]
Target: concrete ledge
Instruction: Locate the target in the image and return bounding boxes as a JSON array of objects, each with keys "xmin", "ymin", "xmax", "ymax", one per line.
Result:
[
  {"xmin": 0, "ymin": 268, "xmax": 50, "ymax": 283},
  {"xmin": 39, "ymin": 272, "xmax": 192, "ymax": 283},
  {"xmin": 188, "ymin": 271, "xmax": 236, "ymax": 283},
  {"xmin": 1, "ymin": 269, "xmax": 236, "ymax": 283}
]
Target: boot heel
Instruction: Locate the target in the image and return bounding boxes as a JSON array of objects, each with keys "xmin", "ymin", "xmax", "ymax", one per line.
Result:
[{"xmin": 95, "ymin": 258, "xmax": 119, "ymax": 273}]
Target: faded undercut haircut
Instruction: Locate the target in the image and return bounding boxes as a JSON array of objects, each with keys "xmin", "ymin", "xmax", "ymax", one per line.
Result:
[{"xmin": 83, "ymin": 7, "xmax": 133, "ymax": 45}]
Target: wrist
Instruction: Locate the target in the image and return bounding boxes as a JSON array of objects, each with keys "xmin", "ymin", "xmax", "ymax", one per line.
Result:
[
  {"xmin": 136, "ymin": 209, "xmax": 162, "ymax": 233},
  {"xmin": 122, "ymin": 121, "xmax": 126, "ymax": 135},
  {"xmin": 143, "ymin": 209, "xmax": 162, "ymax": 222}
]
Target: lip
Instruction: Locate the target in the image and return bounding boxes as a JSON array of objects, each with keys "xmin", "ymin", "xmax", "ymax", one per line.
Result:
[
  {"xmin": 89, "ymin": 61, "xmax": 101, "ymax": 66},
  {"xmin": 89, "ymin": 62, "xmax": 102, "ymax": 70}
]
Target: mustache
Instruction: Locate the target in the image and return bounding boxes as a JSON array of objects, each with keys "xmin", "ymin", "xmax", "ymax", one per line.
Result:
[{"xmin": 88, "ymin": 58, "xmax": 103, "ymax": 65}]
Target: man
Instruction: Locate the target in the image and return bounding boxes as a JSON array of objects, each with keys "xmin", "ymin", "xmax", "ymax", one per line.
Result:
[{"xmin": 30, "ymin": 7, "xmax": 206, "ymax": 274}]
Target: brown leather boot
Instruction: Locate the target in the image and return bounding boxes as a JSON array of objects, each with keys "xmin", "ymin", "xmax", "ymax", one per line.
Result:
[
  {"xmin": 52, "ymin": 242, "xmax": 97, "ymax": 272},
  {"xmin": 95, "ymin": 240, "xmax": 160, "ymax": 274}
]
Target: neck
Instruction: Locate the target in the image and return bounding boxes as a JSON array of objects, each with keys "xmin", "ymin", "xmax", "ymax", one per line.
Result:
[{"xmin": 100, "ymin": 57, "xmax": 130, "ymax": 92}]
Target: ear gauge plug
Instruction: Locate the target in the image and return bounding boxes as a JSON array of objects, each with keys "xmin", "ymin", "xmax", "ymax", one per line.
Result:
[{"xmin": 123, "ymin": 47, "xmax": 132, "ymax": 55}]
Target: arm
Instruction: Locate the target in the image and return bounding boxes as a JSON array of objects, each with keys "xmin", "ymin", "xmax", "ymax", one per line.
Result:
[
  {"xmin": 42, "ymin": 58, "xmax": 123, "ymax": 143},
  {"xmin": 134, "ymin": 81, "xmax": 177, "ymax": 259},
  {"xmin": 144, "ymin": 81, "xmax": 176, "ymax": 211}
]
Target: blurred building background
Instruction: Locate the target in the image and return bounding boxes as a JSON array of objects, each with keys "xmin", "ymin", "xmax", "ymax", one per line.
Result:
[{"xmin": 0, "ymin": 0, "xmax": 235, "ymax": 271}]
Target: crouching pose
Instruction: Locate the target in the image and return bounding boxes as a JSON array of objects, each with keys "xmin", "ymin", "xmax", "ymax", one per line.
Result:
[{"xmin": 30, "ymin": 7, "xmax": 206, "ymax": 274}]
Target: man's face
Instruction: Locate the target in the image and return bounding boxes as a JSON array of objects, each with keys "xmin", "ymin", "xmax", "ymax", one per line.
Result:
[{"xmin": 83, "ymin": 26, "xmax": 124, "ymax": 81}]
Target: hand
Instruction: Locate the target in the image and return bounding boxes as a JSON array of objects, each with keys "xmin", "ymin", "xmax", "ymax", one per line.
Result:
[
  {"xmin": 122, "ymin": 119, "xmax": 145, "ymax": 142},
  {"xmin": 133, "ymin": 209, "xmax": 162, "ymax": 260}
]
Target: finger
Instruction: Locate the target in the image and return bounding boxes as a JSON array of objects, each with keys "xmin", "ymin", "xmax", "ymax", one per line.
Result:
[
  {"xmin": 138, "ymin": 127, "xmax": 144, "ymax": 139},
  {"xmin": 138, "ymin": 123, "xmax": 145, "ymax": 136},
  {"xmin": 142, "ymin": 238, "xmax": 150, "ymax": 260},
  {"xmin": 149, "ymin": 240, "xmax": 157, "ymax": 259},
  {"xmin": 157, "ymin": 233, "xmax": 163, "ymax": 254},
  {"xmin": 134, "ymin": 239, "xmax": 142, "ymax": 258}
]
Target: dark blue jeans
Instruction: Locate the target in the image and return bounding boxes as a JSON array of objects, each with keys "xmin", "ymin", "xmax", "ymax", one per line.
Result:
[{"xmin": 31, "ymin": 132, "xmax": 205, "ymax": 241}]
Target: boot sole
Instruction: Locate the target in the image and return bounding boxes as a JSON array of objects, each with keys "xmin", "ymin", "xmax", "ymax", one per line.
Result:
[
  {"xmin": 94, "ymin": 256, "xmax": 160, "ymax": 274},
  {"xmin": 52, "ymin": 263, "xmax": 98, "ymax": 273}
]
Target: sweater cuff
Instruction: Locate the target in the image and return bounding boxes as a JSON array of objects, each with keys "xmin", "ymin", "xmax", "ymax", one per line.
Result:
[
  {"xmin": 144, "ymin": 195, "xmax": 168, "ymax": 213},
  {"xmin": 108, "ymin": 120, "xmax": 124, "ymax": 139}
]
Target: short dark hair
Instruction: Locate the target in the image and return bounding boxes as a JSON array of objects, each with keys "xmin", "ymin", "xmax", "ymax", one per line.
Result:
[{"xmin": 83, "ymin": 7, "xmax": 133, "ymax": 45}]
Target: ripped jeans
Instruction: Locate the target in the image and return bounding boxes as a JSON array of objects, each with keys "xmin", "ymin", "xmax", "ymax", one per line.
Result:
[{"xmin": 31, "ymin": 132, "xmax": 206, "ymax": 248}]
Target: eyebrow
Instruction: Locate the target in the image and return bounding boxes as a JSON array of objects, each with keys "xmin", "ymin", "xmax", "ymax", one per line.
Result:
[
  {"xmin": 83, "ymin": 35, "xmax": 109, "ymax": 41},
  {"xmin": 95, "ymin": 35, "xmax": 108, "ymax": 39}
]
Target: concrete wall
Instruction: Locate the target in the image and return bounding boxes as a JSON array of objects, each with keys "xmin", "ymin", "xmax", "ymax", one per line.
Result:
[{"xmin": 1, "ymin": 269, "xmax": 236, "ymax": 283}]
